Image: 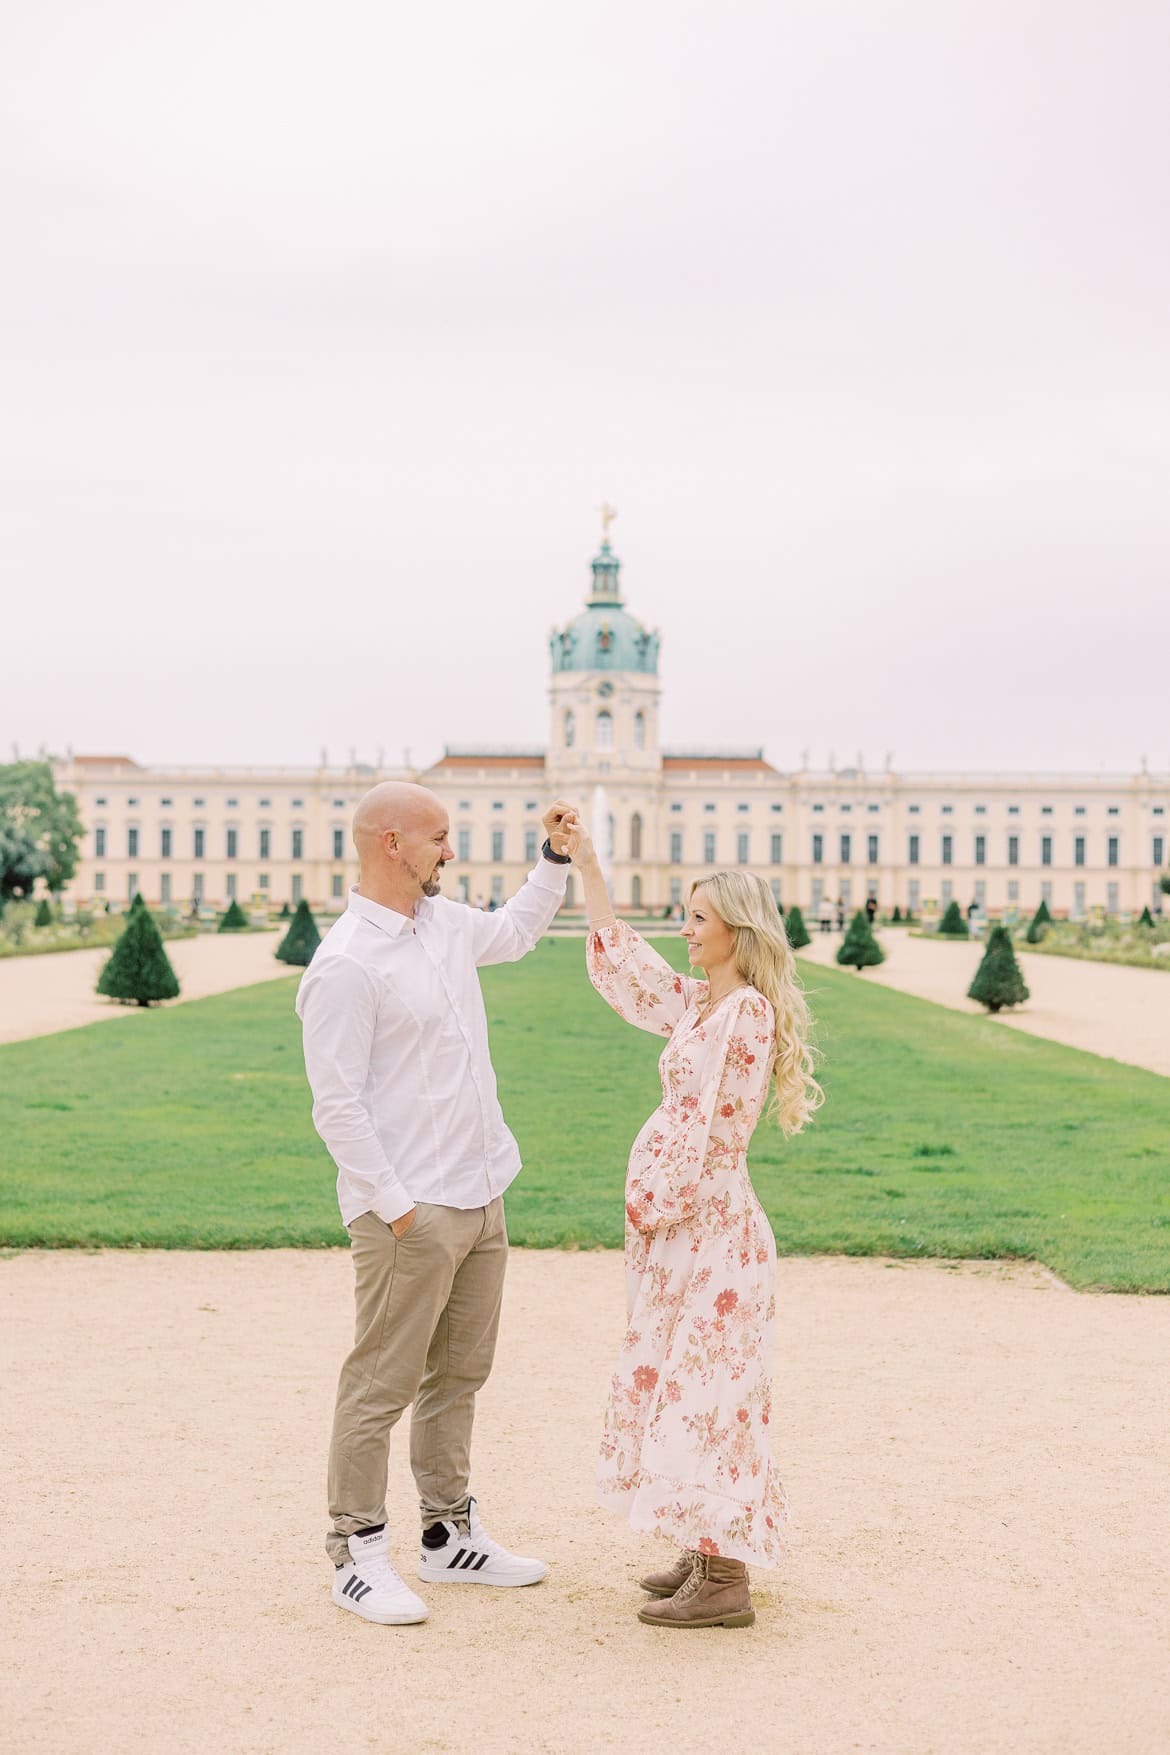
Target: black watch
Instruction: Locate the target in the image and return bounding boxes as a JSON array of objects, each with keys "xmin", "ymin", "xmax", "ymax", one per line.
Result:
[{"xmin": 541, "ymin": 838, "xmax": 572, "ymax": 865}]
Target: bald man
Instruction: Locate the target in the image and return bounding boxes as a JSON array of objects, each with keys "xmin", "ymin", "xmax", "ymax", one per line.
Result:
[{"xmin": 295, "ymin": 783, "xmax": 576, "ymax": 1626}]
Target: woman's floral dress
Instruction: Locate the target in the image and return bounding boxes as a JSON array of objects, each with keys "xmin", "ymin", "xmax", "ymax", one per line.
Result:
[{"xmin": 587, "ymin": 920, "xmax": 788, "ymax": 1568}]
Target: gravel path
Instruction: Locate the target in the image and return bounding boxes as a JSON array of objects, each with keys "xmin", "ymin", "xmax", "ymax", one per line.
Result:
[
  {"xmin": 2, "ymin": 1248, "xmax": 1167, "ymax": 1755},
  {"xmin": 0, "ymin": 931, "xmax": 293, "ymax": 1045},
  {"xmin": 798, "ymin": 928, "xmax": 1170, "ymax": 1077}
]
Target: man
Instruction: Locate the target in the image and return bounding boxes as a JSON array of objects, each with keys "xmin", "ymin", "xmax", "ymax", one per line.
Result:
[{"xmin": 296, "ymin": 782, "xmax": 575, "ymax": 1625}]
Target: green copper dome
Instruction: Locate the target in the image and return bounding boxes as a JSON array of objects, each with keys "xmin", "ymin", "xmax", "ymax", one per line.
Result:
[{"xmin": 549, "ymin": 543, "xmax": 660, "ymax": 675}]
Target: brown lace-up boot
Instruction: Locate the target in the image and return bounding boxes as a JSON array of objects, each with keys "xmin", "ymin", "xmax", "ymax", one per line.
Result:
[
  {"xmin": 639, "ymin": 1550, "xmax": 698, "ymax": 1599},
  {"xmin": 637, "ymin": 1553, "xmax": 755, "ymax": 1628}
]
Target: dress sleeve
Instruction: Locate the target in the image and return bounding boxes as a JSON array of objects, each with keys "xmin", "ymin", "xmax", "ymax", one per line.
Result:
[
  {"xmin": 626, "ymin": 989, "xmax": 776, "ymax": 1233},
  {"xmin": 586, "ymin": 919, "xmax": 698, "ymax": 1037}
]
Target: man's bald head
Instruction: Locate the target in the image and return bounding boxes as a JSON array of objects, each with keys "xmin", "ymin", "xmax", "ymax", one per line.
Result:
[{"xmin": 352, "ymin": 783, "xmax": 452, "ymax": 906}]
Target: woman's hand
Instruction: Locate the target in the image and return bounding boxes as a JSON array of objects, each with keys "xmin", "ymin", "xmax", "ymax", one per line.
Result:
[{"xmin": 562, "ymin": 812, "xmax": 598, "ymax": 869}]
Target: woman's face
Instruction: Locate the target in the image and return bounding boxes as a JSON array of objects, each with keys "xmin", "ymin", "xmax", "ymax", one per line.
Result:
[{"xmin": 681, "ymin": 886, "xmax": 737, "ymax": 971}]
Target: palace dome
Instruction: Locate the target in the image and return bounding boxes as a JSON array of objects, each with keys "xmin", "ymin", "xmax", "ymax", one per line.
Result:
[{"xmin": 549, "ymin": 543, "xmax": 660, "ymax": 675}]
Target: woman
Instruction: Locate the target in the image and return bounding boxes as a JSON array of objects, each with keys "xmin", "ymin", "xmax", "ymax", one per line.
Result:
[{"xmin": 565, "ymin": 819, "xmax": 821, "ymax": 1629}]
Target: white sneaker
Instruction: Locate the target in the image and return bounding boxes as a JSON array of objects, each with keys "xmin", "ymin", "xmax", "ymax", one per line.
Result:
[
  {"xmin": 417, "ymin": 1498, "xmax": 548, "ymax": 1588},
  {"xmin": 332, "ymin": 1528, "xmax": 429, "ymax": 1625}
]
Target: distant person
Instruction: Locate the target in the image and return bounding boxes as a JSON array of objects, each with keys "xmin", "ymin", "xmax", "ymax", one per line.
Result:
[
  {"xmin": 297, "ymin": 782, "xmax": 576, "ymax": 1627},
  {"xmin": 865, "ymin": 895, "xmax": 877, "ymax": 925},
  {"xmin": 967, "ymin": 900, "xmax": 978, "ymax": 926},
  {"xmin": 835, "ymin": 899, "xmax": 845, "ymax": 932},
  {"xmin": 567, "ymin": 815, "xmax": 822, "ymax": 1631}
]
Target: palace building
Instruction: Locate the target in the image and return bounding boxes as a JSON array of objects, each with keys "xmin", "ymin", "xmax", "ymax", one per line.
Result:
[{"xmin": 54, "ymin": 535, "xmax": 1168, "ymax": 920}]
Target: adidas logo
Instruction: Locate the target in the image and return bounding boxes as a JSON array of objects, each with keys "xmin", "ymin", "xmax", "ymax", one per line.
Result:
[
  {"xmin": 341, "ymin": 1573, "xmax": 374, "ymax": 1601},
  {"xmin": 444, "ymin": 1548, "xmax": 490, "ymax": 1572}
]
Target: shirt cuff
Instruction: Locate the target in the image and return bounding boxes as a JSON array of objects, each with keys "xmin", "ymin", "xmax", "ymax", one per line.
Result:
[
  {"xmin": 528, "ymin": 857, "xmax": 570, "ymax": 894},
  {"xmin": 373, "ymin": 1188, "xmax": 416, "ymax": 1225}
]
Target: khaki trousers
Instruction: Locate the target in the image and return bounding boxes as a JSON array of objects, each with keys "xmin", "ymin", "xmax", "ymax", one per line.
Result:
[{"xmin": 326, "ymin": 1197, "xmax": 508, "ymax": 1566}]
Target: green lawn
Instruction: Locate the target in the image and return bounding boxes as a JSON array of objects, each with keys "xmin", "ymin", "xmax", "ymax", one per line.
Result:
[{"xmin": 0, "ymin": 938, "xmax": 1167, "ymax": 1290}]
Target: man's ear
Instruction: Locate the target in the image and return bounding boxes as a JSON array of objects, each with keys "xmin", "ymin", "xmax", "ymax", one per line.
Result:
[{"xmin": 382, "ymin": 829, "xmax": 398, "ymax": 857}]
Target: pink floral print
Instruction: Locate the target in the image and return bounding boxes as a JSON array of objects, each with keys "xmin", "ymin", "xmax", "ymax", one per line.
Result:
[{"xmin": 586, "ymin": 920, "xmax": 788, "ymax": 1568}]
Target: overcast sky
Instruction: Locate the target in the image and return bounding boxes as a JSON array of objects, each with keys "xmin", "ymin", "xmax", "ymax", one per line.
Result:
[{"xmin": 3, "ymin": 1, "xmax": 1168, "ymax": 777}]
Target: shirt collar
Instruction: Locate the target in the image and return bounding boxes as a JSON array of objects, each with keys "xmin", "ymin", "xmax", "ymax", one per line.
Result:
[{"xmin": 347, "ymin": 886, "xmax": 422, "ymax": 938}]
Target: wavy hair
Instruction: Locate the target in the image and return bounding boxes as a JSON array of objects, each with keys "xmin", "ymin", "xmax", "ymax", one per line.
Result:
[{"xmin": 689, "ymin": 870, "xmax": 823, "ymax": 1136}]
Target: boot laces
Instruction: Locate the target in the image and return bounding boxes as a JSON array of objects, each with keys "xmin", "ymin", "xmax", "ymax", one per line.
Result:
[{"xmin": 674, "ymin": 1553, "xmax": 708, "ymax": 1602}]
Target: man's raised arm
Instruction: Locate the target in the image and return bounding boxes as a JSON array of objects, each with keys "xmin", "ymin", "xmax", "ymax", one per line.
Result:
[{"xmin": 469, "ymin": 798, "xmax": 576, "ymax": 966}]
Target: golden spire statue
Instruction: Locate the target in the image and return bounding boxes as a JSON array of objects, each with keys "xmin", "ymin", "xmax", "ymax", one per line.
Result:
[{"xmin": 599, "ymin": 502, "xmax": 617, "ymax": 545}]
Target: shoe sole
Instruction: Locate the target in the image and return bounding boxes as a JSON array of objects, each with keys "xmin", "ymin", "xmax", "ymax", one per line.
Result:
[
  {"xmin": 417, "ymin": 1566, "xmax": 548, "ymax": 1589},
  {"xmin": 637, "ymin": 1607, "xmax": 756, "ymax": 1628},
  {"xmin": 332, "ymin": 1589, "xmax": 428, "ymax": 1626}
]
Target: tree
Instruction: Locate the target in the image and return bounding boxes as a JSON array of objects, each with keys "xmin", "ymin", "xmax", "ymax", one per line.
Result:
[
  {"xmin": 219, "ymin": 898, "xmax": 249, "ymax": 932},
  {"xmin": 937, "ymin": 900, "xmax": 968, "ymax": 937},
  {"xmin": 784, "ymin": 905, "xmax": 810, "ymax": 950},
  {"xmin": 0, "ymin": 761, "xmax": 84, "ymax": 904},
  {"xmin": 837, "ymin": 909, "xmax": 885, "ymax": 971},
  {"xmin": 891, "ymin": 904, "xmax": 902, "ymax": 923},
  {"xmin": 967, "ymin": 925, "xmax": 1030, "ymax": 1013},
  {"xmin": 278, "ymin": 901, "xmax": 292, "ymax": 919},
  {"xmin": 96, "ymin": 905, "xmax": 180, "ymax": 1006},
  {"xmin": 1137, "ymin": 904, "xmax": 1156, "ymax": 928},
  {"xmin": 1025, "ymin": 903, "xmax": 1049, "ymax": 945},
  {"xmin": 276, "ymin": 898, "xmax": 320, "ymax": 966},
  {"xmin": 1161, "ymin": 873, "xmax": 1170, "ymax": 897},
  {"xmin": 128, "ymin": 891, "xmax": 146, "ymax": 914},
  {"xmin": 34, "ymin": 898, "xmax": 53, "ymax": 927}
]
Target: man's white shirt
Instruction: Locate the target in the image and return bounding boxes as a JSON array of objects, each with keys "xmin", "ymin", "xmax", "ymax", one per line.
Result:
[{"xmin": 296, "ymin": 860, "xmax": 568, "ymax": 1226}]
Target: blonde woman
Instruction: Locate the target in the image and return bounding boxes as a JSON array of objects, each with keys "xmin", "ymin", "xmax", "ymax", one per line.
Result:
[{"xmin": 564, "ymin": 818, "xmax": 821, "ymax": 1629}]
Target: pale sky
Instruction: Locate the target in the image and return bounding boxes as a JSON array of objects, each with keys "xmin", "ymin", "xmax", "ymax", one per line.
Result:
[{"xmin": 3, "ymin": 1, "xmax": 1168, "ymax": 776}]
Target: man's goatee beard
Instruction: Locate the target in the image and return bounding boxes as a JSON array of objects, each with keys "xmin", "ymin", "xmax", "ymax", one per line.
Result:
[{"xmin": 422, "ymin": 874, "xmax": 442, "ymax": 897}]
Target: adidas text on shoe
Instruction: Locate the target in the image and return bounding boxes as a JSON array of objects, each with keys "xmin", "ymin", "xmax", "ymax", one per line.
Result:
[
  {"xmin": 417, "ymin": 1498, "xmax": 548, "ymax": 1588},
  {"xmin": 332, "ymin": 1528, "xmax": 428, "ymax": 1625}
]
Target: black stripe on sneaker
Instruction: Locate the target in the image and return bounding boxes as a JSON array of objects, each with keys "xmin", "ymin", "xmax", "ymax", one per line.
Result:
[
  {"xmin": 355, "ymin": 1582, "xmax": 372, "ymax": 1600},
  {"xmin": 473, "ymin": 1553, "xmax": 489, "ymax": 1570},
  {"xmin": 447, "ymin": 1550, "xmax": 468, "ymax": 1569},
  {"xmin": 459, "ymin": 1550, "xmax": 479, "ymax": 1569},
  {"xmin": 343, "ymin": 1575, "xmax": 360, "ymax": 1598}
]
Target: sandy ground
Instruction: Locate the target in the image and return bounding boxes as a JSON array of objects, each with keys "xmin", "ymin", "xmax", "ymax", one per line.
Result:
[
  {"xmin": 0, "ymin": 932, "xmax": 293, "ymax": 1045},
  {"xmin": 3, "ymin": 1248, "xmax": 1168, "ymax": 1755},
  {"xmin": 798, "ymin": 929, "xmax": 1170, "ymax": 1078}
]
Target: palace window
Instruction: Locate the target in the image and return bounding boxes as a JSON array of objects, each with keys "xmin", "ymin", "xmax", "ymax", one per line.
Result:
[
  {"xmin": 908, "ymin": 835, "xmax": 919, "ymax": 865},
  {"xmin": 1154, "ymin": 837, "xmax": 1165, "ymax": 868},
  {"xmin": 812, "ymin": 834, "xmax": 823, "ymax": 865},
  {"xmin": 492, "ymin": 830, "xmax": 504, "ymax": 861},
  {"xmin": 634, "ymin": 712, "xmax": 645, "ymax": 751},
  {"xmin": 491, "ymin": 800, "xmax": 504, "ymax": 811},
  {"xmin": 259, "ymin": 829, "xmax": 270, "ymax": 860},
  {"xmin": 770, "ymin": 833, "xmax": 782, "ymax": 865},
  {"xmin": 737, "ymin": 832, "xmax": 749, "ymax": 865},
  {"xmin": 737, "ymin": 803, "xmax": 750, "ymax": 814},
  {"xmin": 94, "ymin": 827, "xmax": 106, "ymax": 858},
  {"xmin": 564, "ymin": 710, "xmax": 575, "ymax": 749},
  {"xmin": 868, "ymin": 835, "xmax": 879, "ymax": 865},
  {"xmin": 160, "ymin": 874, "xmax": 171, "ymax": 904},
  {"xmin": 941, "ymin": 835, "xmax": 953, "ymax": 865},
  {"xmin": 974, "ymin": 836, "xmax": 985, "ymax": 866},
  {"xmin": 226, "ymin": 828, "xmax": 238, "ymax": 860},
  {"xmin": 1041, "ymin": 837, "xmax": 1052, "ymax": 866},
  {"xmin": 292, "ymin": 876, "xmax": 302, "ymax": 903},
  {"xmin": 812, "ymin": 803, "xmax": 825, "ymax": 813},
  {"xmin": 839, "ymin": 833, "xmax": 851, "ymax": 864},
  {"xmin": 128, "ymin": 872, "xmax": 139, "ymax": 900},
  {"xmin": 703, "ymin": 831, "xmax": 716, "ymax": 863},
  {"xmin": 127, "ymin": 828, "xmax": 139, "ymax": 858},
  {"xmin": 160, "ymin": 828, "xmax": 172, "ymax": 859},
  {"xmin": 458, "ymin": 830, "xmax": 471, "ymax": 862},
  {"xmin": 226, "ymin": 874, "xmax": 237, "ymax": 900},
  {"xmin": 941, "ymin": 805, "xmax": 953, "ymax": 815},
  {"xmin": 333, "ymin": 829, "xmax": 344, "ymax": 859},
  {"xmin": 1041, "ymin": 805, "xmax": 1053, "ymax": 816},
  {"xmin": 291, "ymin": 829, "xmax": 304, "ymax": 861},
  {"xmin": 670, "ymin": 802, "xmax": 683, "ymax": 813},
  {"xmin": 1107, "ymin": 806, "xmax": 1120, "ymax": 816},
  {"xmin": 670, "ymin": 832, "xmax": 682, "ymax": 865},
  {"xmin": 193, "ymin": 828, "xmax": 204, "ymax": 860},
  {"xmin": 1107, "ymin": 837, "xmax": 1119, "ymax": 866},
  {"xmin": 1074, "ymin": 837, "xmax": 1085, "ymax": 867},
  {"xmin": 630, "ymin": 814, "xmax": 643, "ymax": 860},
  {"xmin": 595, "ymin": 710, "xmax": 614, "ymax": 750},
  {"xmin": 94, "ymin": 872, "xmax": 105, "ymax": 892},
  {"xmin": 525, "ymin": 829, "xmax": 538, "ymax": 862},
  {"xmin": 704, "ymin": 802, "xmax": 717, "ymax": 813},
  {"xmin": 332, "ymin": 874, "xmax": 344, "ymax": 899},
  {"xmin": 1008, "ymin": 835, "xmax": 1019, "ymax": 866}
]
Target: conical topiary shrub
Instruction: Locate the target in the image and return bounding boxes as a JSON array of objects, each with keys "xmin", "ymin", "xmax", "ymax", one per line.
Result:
[
  {"xmin": 1025, "ymin": 902, "xmax": 1049, "ymax": 945},
  {"xmin": 1137, "ymin": 904, "xmax": 1156, "ymax": 928},
  {"xmin": 891, "ymin": 904, "xmax": 902, "ymax": 923},
  {"xmin": 837, "ymin": 909, "xmax": 885, "ymax": 971},
  {"xmin": 937, "ymin": 900, "xmax": 968, "ymax": 937},
  {"xmin": 96, "ymin": 904, "xmax": 180, "ymax": 1007},
  {"xmin": 34, "ymin": 898, "xmax": 53, "ymax": 927},
  {"xmin": 128, "ymin": 891, "xmax": 147, "ymax": 915},
  {"xmin": 967, "ymin": 924, "xmax": 1030, "ymax": 1013},
  {"xmin": 278, "ymin": 901, "xmax": 292, "ymax": 919},
  {"xmin": 276, "ymin": 898, "xmax": 320, "ymax": 966},
  {"xmin": 219, "ymin": 898, "xmax": 249, "ymax": 932},
  {"xmin": 784, "ymin": 905, "xmax": 810, "ymax": 950}
]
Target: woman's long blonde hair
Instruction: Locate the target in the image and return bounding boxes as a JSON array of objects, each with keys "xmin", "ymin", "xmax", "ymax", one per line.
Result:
[{"xmin": 690, "ymin": 870, "xmax": 823, "ymax": 1136}]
